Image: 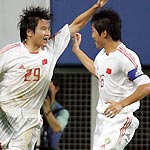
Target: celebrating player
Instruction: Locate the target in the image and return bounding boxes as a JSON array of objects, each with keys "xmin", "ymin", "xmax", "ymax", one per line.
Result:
[{"xmin": 72, "ymin": 9, "xmax": 150, "ymax": 150}]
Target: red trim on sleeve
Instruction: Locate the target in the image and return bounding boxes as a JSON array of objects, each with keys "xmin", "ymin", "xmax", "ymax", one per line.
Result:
[
  {"xmin": 0, "ymin": 43, "xmax": 21, "ymax": 55},
  {"xmin": 117, "ymin": 46, "xmax": 138, "ymax": 67}
]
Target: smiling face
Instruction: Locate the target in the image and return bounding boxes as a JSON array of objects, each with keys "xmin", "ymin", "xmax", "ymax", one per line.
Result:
[
  {"xmin": 92, "ymin": 25, "xmax": 105, "ymax": 49},
  {"xmin": 35, "ymin": 19, "xmax": 50, "ymax": 47},
  {"xmin": 26, "ymin": 19, "xmax": 50, "ymax": 48}
]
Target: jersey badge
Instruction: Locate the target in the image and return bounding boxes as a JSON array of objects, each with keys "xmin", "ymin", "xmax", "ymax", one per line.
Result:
[
  {"xmin": 106, "ymin": 68, "xmax": 112, "ymax": 74},
  {"xmin": 42, "ymin": 59, "xmax": 48, "ymax": 65}
]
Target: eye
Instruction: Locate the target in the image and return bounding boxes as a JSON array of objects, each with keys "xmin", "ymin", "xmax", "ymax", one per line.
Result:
[{"xmin": 41, "ymin": 26, "xmax": 47, "ymax": 30}]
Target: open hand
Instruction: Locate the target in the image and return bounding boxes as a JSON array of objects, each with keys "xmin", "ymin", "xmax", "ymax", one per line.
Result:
[{"xmin": 104, "ymin": 100, "xmax": 123, "ymax": 118}]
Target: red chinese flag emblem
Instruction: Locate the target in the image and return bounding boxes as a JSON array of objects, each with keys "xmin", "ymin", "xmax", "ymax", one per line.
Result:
[
  {"xmin": 42, "ymin": 59, "xmax": 48, "ymax": 65},
  {"xmin": 106, "ymin": 68, "xmax": 112, "ymax": 74}
]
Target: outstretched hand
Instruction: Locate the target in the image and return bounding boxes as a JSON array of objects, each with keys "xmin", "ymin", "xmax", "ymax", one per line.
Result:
[
  {"xmin": 104, "ymin": 100, "xmax": 124, "ymax": 118},
  {"xmin": 96, "ymin": 0, "xmax": 108, "ymax": 8}
]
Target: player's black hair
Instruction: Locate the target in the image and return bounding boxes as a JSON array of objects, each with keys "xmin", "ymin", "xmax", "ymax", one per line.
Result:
[
  {"xmin": 91, "ymin": 9, "xmax": 121, "ymax": 41},
  {"xmin": 18, "ymin": 6, "xmax": 53, "ymax": 42}
]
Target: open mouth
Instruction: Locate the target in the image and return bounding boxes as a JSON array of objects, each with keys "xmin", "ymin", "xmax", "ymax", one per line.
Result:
[
  {"xmin": 43, "ymin": 38, "xmax": 48, "ymax": 42},
  {"xmin": 43, "ymin": 38, "xmax": 49, "ymax": 44}
]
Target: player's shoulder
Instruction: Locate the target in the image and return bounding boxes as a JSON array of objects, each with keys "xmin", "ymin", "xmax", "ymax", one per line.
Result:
[
  {"xmin": 117, "ymin": 43, "xmax": 138, "ymax": 57},
  {"xmin": 0, "ymin": 42, "xmax": 21, "ymax": 55},
  {"xmin": 95, "ymin": 48, "xmax": 105, "ymax": 58}
]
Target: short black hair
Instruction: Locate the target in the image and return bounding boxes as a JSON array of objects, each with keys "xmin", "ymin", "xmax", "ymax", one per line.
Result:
[
  {"xmin": 18, "ymin": 6, "xmax": 53, "ymax": 42},
  {"xmin": 91, "ymin": 9, "xmax": 121, "ymax": 41}
]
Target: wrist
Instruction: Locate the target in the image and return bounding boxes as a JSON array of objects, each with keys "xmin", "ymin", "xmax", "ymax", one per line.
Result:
[
  {"xmin": 93, "ymin": 1, "xmax": 102, "ymax": 10},
  {"xmin": 44, "ymin": 110, "xmax": 51, "ymax": 117},
  {"xmin": 94, "ymin": 0, "xmax": 108, "ymax": 10},
  {"xmin": 93, "ymin": 4, "xmax": 100, "ymax": 10},
  {"xmin": 121, "ymin": 100, "xmax": 126, "ymax": 108}
]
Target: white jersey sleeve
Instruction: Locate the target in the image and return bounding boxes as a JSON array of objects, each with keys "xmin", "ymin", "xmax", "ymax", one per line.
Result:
[
  {"xmin": 120, "ymin": 45, "xmax": 150, "ymax": 85},
  {"xmin": 0, "ymin": 43, "xmax": 20, "ymax": 73},
  {"xmin": 47, "ymin": 24, "xmax": 71, "ymax": 61}
]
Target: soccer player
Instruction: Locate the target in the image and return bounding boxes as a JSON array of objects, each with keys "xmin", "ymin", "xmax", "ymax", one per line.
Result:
[
  {"xmin": 72, "ymin": 9, "xmax": 150, "ymax": 150},
  {"xmin": 0, "ymin": 0, "xmax": 108, "ymax": 149}
]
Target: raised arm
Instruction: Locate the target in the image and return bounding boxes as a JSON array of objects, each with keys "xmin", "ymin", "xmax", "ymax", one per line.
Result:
[
  {"xmin": 69, "ymin": 0, "xmax": 108, "ymax": 36},
  {"xmin": 72, "ymin": 33, "xmax": 97, "ymax": 77}
]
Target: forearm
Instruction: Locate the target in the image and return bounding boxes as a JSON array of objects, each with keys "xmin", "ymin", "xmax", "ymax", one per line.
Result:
[
  {"xmin": 69, "ymin": 2, "xmax": 102, "ymax": 35},
  {"xmin": 73, "ymin": 48, "xmax": 96, "ymax": 76},
  {"xmin": 121, "ymin": 83, "xmax": 150, "ymax": 108}
]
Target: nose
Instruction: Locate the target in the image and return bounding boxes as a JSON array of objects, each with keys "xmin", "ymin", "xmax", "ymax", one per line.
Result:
[
  {"xmin": 92, "ymin": 33, "xmax": 95, "ymax": 39},
  {"xmin": 46, "ymin": 29, "xmax": 51, "ymax": 36}
]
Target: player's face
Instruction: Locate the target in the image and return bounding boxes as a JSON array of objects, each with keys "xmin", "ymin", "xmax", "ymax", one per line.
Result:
[
  {"xmin": 32, "ymin": 19, "xmax": 50, "ymax": 47},
  {"xmin": 91, "ymin": 26, "xmax": 105, "ymax": 49}
]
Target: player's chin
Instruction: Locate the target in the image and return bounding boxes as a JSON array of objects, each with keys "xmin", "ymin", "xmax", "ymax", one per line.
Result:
[
  {"xmin": 95, "ymin": 43, "xmax": 102, "ymax": 49},
  {"xmin": 43, "ymin": 42, "xmax": 48, "ymax": 47},
  {"xmin": 95, "ymin": 44, "xmax": 101, "ymax": 49}
]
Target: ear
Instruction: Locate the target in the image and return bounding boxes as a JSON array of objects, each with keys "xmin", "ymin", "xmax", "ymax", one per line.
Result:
[
  {"xmin": 101, "ymin": 30, "xmax": 108, "ymax": 38},
  {"xmin": 26, "ymin": 29, "xmax": 32, "ymax": 37}
]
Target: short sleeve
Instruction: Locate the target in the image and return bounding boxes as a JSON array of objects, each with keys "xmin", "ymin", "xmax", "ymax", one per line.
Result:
[
  {"xmin": 128, "ymin": 68, "xmax": 144, "ymax": 81},
  {"xmin": 122, "ymin": 50, "xmax": 141, "ymax": 75},
  {"xmin": 0, "ymin": 49, "xmax": 8, "ymax": 73},
  {"xmin": 56, "ymin": 109, "xmax": 69, "ymax": 131},
  {"xmin": 120, "ymin": 47, "xmax": 150, "ymax": 85},
  {"xmin": 48, "ymin": 24, "xmax": 71, "ymax": 60}
]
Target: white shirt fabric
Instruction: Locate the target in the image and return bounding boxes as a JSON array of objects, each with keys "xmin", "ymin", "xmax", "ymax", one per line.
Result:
[
  {"xmin": 94, "ymin": 43, "xmax": 150, "ymax": 114},
  {"xmin": 0, "ymin": 24, "xmax": 70, "ymax": 111}
]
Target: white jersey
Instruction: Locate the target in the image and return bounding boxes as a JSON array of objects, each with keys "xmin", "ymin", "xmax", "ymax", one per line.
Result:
[
  {"xmin": 0, "ymin": 24, "xmax": 70, "ymax": 111},
  {"xmin": 94, "ymin": 43, "xmax": 150, "ymax": 114}
]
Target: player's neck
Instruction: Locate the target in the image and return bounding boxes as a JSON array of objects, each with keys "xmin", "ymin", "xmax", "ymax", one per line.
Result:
[
  {"xmin": 24, "ymin": 42, "xmax": 40, "ymax": 53},
  {"xmin": 104, "ymin": 40, "xmax": 121, "ymax": 55}
]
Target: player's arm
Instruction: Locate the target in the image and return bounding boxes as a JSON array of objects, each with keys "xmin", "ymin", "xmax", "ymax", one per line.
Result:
[
  {"xmin": 69, "ymin": 0, "xmax": 108, "ymax": 37},
  {"xmin": 104, "ymin": 76, "xmax": 150, "ymax": 118},
  {"xmin": 104, "ymin": 53, "xmax": 150, "ymax": 118},
  {"xmin": 118, "ymin": 83, "xmax": 150, "ymax": 107},
  {"xmin": 72, "ymin": 33, "xmax": 97, "ymax": 77}
]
